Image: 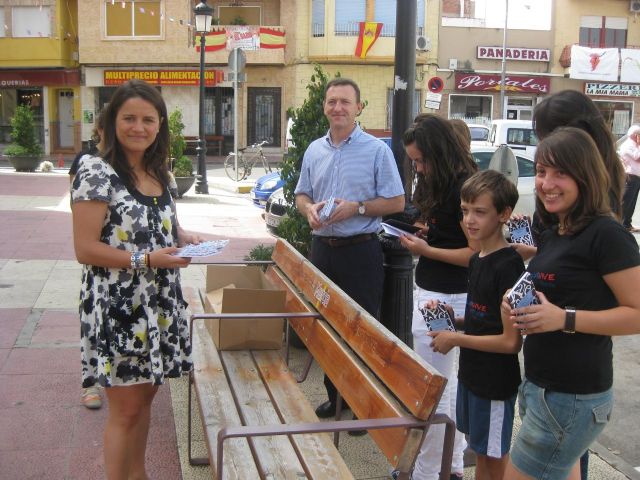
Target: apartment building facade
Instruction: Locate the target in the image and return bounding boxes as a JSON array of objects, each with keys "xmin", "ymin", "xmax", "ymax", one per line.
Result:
[
  {"xmin": 0, "ymin": 0, "xmax": 80, "ymax": 155},
  {"xmin": 552, "ymin": 0, "xmax": 640, "ymax": 137},
  {"xmin": 74, "ymin": 0, "xmax": 438, "ymax": 152},
  {"xmin": 436, "ymin": 0, "xmax": 640, "ymax": 136}
]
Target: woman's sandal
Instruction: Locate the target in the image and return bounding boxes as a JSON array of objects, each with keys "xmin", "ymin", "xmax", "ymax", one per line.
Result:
[{"xmin": 82, "ymin": 386, "xmax": 102, "ymax": 409}]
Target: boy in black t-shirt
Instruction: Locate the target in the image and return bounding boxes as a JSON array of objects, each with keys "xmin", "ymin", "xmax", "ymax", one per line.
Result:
[{"xmin": 429, "ymin": 170, "xmax": 524, "ymax": 480}]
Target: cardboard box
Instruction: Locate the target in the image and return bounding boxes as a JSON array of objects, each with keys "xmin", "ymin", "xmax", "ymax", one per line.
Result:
[{"xmin": 203, "ymin": 265, "xmax": 286, "ymax": 350}]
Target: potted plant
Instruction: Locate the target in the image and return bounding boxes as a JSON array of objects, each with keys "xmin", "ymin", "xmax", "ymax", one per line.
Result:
[
  {"xmin": 168, "ymin": 108, "xmax": 195, "ymax": 198},
  {"xmin": 5, "ymin": 105, "xmax": 43, "ymax": 172},
  {"xmin": 172, "ymin": 155, "xmax": 196, "ymax": 198}
]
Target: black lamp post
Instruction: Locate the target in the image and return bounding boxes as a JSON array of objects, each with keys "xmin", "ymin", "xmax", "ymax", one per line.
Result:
[{"xmin": 194, "ymin": 0, "xmax": 213, "ymax": 194}]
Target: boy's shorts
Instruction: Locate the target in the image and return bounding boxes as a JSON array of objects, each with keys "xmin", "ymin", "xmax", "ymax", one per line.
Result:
[{"xmin": 456, "ymin": 382, "xmax": 516, "ymax": 458}]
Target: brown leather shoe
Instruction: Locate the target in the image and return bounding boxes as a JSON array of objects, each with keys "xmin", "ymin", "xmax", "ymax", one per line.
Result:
[{"xmin": 315, "ymin": 400, "xmax": 351, "ymax": 418}]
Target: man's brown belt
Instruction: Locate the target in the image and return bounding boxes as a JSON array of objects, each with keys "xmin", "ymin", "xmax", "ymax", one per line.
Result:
[{"xmin": 315, "ymin": 233, "xmax": 377, "ymax": 248}]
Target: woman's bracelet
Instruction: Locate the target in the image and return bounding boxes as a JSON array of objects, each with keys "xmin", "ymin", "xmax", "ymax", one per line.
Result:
[{"xmin": 130, "ymin": 251, "xmax": 148, "ymax": 270}]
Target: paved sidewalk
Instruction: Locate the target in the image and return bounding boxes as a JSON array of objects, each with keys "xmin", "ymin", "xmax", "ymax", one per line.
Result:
[{"xmin": 0, "ymin": 165, "xmax": 633, "ymax": 479}]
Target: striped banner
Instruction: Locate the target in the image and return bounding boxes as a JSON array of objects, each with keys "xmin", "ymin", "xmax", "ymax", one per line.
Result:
[
  {"xmin": 195, "ymin": 29, "xmax": 227, "ymax": 52},
  {"xmin": 259, "ymin": 27, "xmax": 286, "ymax": 49},
  {"xmin": 355, "ymin": 22, "xmax": 382, "ymax": 59}
]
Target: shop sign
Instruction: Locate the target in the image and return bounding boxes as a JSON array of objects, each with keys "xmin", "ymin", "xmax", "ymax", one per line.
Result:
[
  {"xmin": 0, "ymin": 69, "xmax": 80, "ymax": 87},
  {"xmin": 584, "ymin": 82, "xmax": 640, "ymax": 97},
  {"xmin": 103, "ymin": 70, "xmax": 225, "ymax": 86},
  {"xmin": 477, "ymin": 46, "xmax": 550, "ymax": 62},
  {"xmin": 455, "ymin": 73, "xmax": 550, "ymax": 94}
]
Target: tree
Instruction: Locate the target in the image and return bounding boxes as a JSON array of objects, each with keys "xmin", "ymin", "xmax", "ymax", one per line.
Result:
[
  {"xmin": 276, "ymin": 65, "xmax": 336, "ymax": 256},
  {"xmin": 5, "ymin": 105, "xmax": 43, "ymax": 157}
]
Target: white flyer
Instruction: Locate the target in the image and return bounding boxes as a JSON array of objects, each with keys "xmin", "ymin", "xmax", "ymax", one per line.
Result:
[{"xmin": 173, "ymin": 240, "xmax": 229, "ymax": 257}]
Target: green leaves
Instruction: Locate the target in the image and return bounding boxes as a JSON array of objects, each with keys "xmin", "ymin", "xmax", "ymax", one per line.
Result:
[
  {"xmin": 6, "ymin": 105, "xmax": 43, "ymax": 156},
  {"xmin": 168, "ymin": 108, "xmax": 186, "ymax": 162}
]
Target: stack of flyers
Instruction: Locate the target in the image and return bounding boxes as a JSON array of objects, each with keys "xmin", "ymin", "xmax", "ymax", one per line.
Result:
[
  {"xmin": 419, "ymin": 303, "xmax": 456, "ymax": 332},
  {"xmin": 507, "ymin": 217, "xmax": 536, "ymax": 246},
  {"xmin": 506, "ymin": 271, "xmax": 540, "ymax": 309},
  {"xmin": 319, "ymin": 196, "xmax": 336, "ymax": 223},
  {"xmin": 173, "ymin": 240, "xmax": 229, "ymax": 257},
  {"xmin": 380, "ymin": 219, "xmax": 422, "ymax": 237}
]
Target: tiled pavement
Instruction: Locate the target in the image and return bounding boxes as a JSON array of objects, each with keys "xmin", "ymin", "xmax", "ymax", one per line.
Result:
[{"xmin": 0, "ymin": 165, "xmax": 632, "ymax": 479}]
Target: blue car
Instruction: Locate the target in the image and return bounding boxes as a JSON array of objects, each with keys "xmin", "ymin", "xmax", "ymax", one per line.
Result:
[{"xmin": 250, "ymin": 171, "xmax": 285, "ymax": 208}]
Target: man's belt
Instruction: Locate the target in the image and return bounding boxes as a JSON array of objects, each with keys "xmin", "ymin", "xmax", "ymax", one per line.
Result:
[{"xmin": 315, "ymin": 233, "xmax": 377, "ymax": 248}]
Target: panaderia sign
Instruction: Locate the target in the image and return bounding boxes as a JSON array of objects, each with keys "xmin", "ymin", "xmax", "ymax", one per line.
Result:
[
  {"xmin": 455, "ymin": 73, "xmax": 550, "ymax": 94},
  {"xmin": 584, "ymin": 82, "xmax": 640, "ymax": 97},
  {"xmin": 477, "ymin": 46, "xmax": 550, "ymax": 62}
]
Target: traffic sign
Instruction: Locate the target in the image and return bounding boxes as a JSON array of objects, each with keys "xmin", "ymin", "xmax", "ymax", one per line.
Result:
[
  {"xmin": 427, "ymin": 76, "xmax": 444, "ymax": 93},
  {"xmin": 228, "ymin": 48, "xmax": 246, "ymax": 73}
]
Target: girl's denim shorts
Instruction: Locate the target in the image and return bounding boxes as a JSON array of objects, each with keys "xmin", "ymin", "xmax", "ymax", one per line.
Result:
[{"xmin": 510, "ymin": 378, "xmax": 613, "ymax": 480}]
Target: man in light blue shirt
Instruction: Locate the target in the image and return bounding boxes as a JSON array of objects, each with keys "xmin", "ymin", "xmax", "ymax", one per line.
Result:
[{"xmin": 295, "ymin": 77, "xmax": 405, "ymax": 423}]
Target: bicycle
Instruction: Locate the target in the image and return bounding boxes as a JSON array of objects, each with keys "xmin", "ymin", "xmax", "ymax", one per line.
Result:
[{"xmin": 224, "ymin": 140, "xmax": 272, "ymax": 181}]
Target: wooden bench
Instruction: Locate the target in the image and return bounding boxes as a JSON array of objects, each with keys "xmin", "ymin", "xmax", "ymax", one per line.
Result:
[
  {"xmin": 187, "ymin": 239, "xmax": 456, "ymax": 479},
  {"xmin": 184, "ymin": 135, "xmax": 224, "ymax": 156}
]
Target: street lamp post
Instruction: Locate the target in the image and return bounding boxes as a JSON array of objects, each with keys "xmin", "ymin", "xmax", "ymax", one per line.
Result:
[
  {"xmin": 194, "ymin": 0, "xmax": 213, "ymax": 194},
  {"xmin": 499, "ymin": 0, "xmax": 509, "ymax": 119}
]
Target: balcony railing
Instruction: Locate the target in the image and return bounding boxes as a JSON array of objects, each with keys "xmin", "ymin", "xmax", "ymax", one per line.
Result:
[{"xmin": 316, "ymin": 22, "xmax": 423, "ymax": 38}]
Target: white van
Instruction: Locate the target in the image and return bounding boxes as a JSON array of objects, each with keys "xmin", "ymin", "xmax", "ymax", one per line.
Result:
[{"xmin": 489, "ymin": 119, "xmax": 538, "ymax": 156}]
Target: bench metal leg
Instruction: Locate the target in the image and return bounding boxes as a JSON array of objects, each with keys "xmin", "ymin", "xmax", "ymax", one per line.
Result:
[{"xmin": 187, "ymin": 371, "xmax": 210, "ymax": 466}]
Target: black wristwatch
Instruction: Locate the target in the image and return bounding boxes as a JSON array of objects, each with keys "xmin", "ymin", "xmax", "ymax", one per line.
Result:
[
  {"xmin": 563, "ymin": 307, "xmax": 576, "ymax": 334},
  {"xmin": 358, "ymin": 201, "xmax": 366, "ymax": 215}
]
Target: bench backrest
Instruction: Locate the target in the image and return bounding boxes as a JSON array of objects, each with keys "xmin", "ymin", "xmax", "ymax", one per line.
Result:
[{"xmin": 269, "ymin": 239, "xmax": 447, "ymax": 469}]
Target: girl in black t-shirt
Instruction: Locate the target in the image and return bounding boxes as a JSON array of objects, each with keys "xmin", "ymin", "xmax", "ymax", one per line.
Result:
[
  {"xmin": 399, "ymin": 115, "xmax": 478, "ymax": 479},
  {"xmin": 503, "ymin": 127, "xmax": 640, "ymax": 480}
]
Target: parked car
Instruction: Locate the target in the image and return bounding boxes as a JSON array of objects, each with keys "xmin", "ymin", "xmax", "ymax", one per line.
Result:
[
  {"xmin": 468, "ymin": 123, "xmax": 491, "ymax": 146},
  {"xmin": 489, "ymin": 119, "xmax": 538, "ymax": 156},
  {"xmin": 263, "ymin": 145, "xmax": 535, "ymax": 234},
  {"xmin": 250, "ymin": 171, "xmax": 285, "ymax": 208},
  {"xmin": 471, "ymin": 145, "xmax": 535, "ymax": 216},
  {"xmin": 264, "ymin": 187, "xmax": 287, "ymax": 232}
]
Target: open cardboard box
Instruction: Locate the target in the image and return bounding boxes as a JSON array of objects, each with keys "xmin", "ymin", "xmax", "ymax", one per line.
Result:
[{"xmin": 202, "ymin": 265, "xmax": 286, "ymax": 350}]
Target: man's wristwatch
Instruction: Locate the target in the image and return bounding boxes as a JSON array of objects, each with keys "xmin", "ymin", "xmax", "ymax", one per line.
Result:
[
  {"xmin": 358, "ymin": 201, "xmax": 366, "ymax": 216},
  {"xmin": 563, "ymin": 307, "xmax": 576, "ymax": 334}
]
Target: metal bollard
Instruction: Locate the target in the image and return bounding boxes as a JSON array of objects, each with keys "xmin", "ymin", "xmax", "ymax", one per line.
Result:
[{"xmin": 379, "ymin": 233, "xmax": 414, "ymax": 348}]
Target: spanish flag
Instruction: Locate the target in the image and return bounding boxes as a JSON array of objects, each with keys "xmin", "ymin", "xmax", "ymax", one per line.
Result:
[
  {"xmin": 259, "ymin": 27, "xmax": 286, "ymax": 49},
  {"xmin": 355, "ymin": 22, "xmax": 382, "ymax": 59},
  {"xmin": 196, "ymin": 28, "xmax": 227, "ymax": 52}
]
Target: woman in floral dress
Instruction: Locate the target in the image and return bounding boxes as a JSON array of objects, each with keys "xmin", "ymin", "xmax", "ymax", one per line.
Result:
[{"xmin": 71, "ymin": 79, "xmax": 199, "ymax": 480}]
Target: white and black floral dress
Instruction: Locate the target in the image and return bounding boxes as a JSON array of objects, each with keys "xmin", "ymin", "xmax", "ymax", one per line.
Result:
[{"xmin": 71, "ymin": 156, "xmax": 192, "ymax": 388}]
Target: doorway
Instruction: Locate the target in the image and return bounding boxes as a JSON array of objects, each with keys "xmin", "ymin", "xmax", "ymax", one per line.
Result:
[
  {"xmin": 247, "ymin": 87, "xmax": 281, "ymax": 147},
  {"xmin": 505, "ymin": 97, "xmax": 534, "ymax": 121},
  {"xmin": 58, "ymin": 90, "xmax": 74, "ymax": 149}
]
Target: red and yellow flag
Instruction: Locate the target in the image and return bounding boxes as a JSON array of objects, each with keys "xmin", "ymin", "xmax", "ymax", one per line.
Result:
[
  {"xmin": 355, "ymin": 22, "xmax": 382, "ymax": 59},
  {"xmin": 195, "ymin": 28, "xmax": 227, "ymax": 52},
  {"xmin": 259, "ymin": 27, "xmax": 286, "ymax": 49}
]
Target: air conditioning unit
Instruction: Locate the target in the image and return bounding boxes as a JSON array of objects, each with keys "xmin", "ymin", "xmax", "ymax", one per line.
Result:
[
  {"xmin": 631, "ymin": 0, "xmax": 640, "ymax": 12},
  {"xmin": 416, "ymin": 35, "xmax": 432, "ymax": 52}
]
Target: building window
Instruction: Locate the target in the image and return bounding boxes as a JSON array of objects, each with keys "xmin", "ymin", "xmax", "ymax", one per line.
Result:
[
  {"xmin": 105, "ymin": 0, "xmax": 162, "ymax": 38},
  {"xmin": 218, "ymin": 6, "xmax": 261, "ymax": 25},
  {"xmin": 374, "ymin": 0, "xmax": 425, "ymax": 37},
  {"xmin": 579, "ymin": 16, "xmax": 627, "ymax": 48},
  {"xmin": 386, "ymin": 89, "xmax": 421, "ymax": 130},
  {"xmin": 12, "ymin": 6, "xmax": 51, "ymax": 37},
  {"xmin": 0, "ymin": 9, "xmax": 5, "ymax": 38},
  {"xmin": 335, "ymin": 0, "xmax": 365, "ymax": 36},
  {"xmin": 449, "ymin": 94, "xmax": 492, "ymax": 124},
  {"xmin": 312, "ymin": 0, "xmax": 325, "ymax": 37},
  {"xmin": 594, "ymin": 100, "xmax": 633, "ymax": 137}
]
